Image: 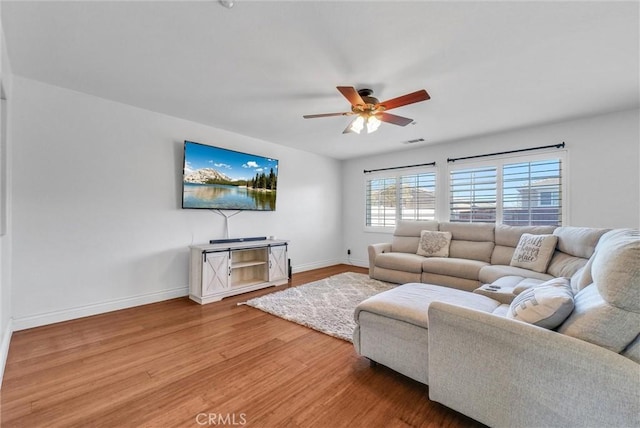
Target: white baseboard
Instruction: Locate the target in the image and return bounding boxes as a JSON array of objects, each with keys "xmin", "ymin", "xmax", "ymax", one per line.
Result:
[
  {"xmin": 291, "ymin": 259, "xmax": 343, "ymax": 273},
  {"xmin": 12, "ymin": 287, "xmax": 189, "ymax": 332},
  {"xmin": 0, "ymin": 318, "xmax": 13, "ymax": 388},
  {"xmin": 342, "ymin": 257, "xmax": 368, "ymax": 268},
  {"xmin": 10, "ymin": 260, "xmax": 368, "ymax": 333},
  {"xmin": 292, "ymin": 258, "xmax": 368, "ymax": 273}
]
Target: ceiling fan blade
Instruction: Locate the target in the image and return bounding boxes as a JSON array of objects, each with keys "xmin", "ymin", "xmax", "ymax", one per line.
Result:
[
  {"xmin": 337, "ymin": 86, "xmax": 365, "ymax": 107},
  {"xmin": 303, "ymin": 112, "xmax": 351, "ymax": 119},
  {"xmin": 378, "ymin": 112, "xmax": 414, "ymax": 126},
  {"xmin": 377, "ymin": 89, "xmax": 430, "ymax": 111}
]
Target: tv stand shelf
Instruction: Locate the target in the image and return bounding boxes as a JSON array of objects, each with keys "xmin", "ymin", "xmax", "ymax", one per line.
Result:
[
  {"xmin": 188, "ymin": 239, "xmax": 289, "ymax": 304},
  {"xmin": 232, "ymin": 260, "xmax": 267, "ymax": 269}
]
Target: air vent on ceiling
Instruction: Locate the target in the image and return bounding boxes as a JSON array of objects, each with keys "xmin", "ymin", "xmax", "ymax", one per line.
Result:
[{"xmin": 402, "ymin": 138, "xmax": 425, "ymax": 145}]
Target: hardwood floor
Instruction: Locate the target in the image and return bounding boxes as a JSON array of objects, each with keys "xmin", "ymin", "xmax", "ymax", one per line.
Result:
[{"xmin": 1, "ymin": 264, "xmax": 484, "ymax": 428}]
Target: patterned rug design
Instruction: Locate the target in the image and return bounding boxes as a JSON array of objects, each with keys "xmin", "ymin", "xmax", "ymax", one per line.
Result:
[{"xmin": 244, "ymin": 272, "xmax": 395, "ymax": 342}]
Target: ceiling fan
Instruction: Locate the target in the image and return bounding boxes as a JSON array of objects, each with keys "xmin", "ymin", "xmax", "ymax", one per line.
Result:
[{"xmin": 303, "ymin": 86, "xmax": 430, "ymax": 134}]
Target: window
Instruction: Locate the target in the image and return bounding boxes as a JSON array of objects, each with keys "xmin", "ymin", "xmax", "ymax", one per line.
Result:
[
  {"xmin": 366, "ymin": 170, "xmax": 436, "ymax": 228},
  {"xmin": 502, "ymin": 159, "xmax": 562, "ymax": 226},
  {"xmin": 449, "ymin": 154, "xmax": 564, "ymax": 226},
  {"xmin": 449, "ymin": 166, "xmax": 497, "ymax": 223},
  {"xmin": 366, "ymin": 177, "xmax": 397, "ymax": 228}
]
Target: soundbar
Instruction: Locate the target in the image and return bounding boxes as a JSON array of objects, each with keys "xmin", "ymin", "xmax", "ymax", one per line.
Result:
[{"xmin": 209, "ymin": 236, "xmax": 268, "ymax": 244}]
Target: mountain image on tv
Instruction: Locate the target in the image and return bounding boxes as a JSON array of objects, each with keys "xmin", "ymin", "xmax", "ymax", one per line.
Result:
[{"xmin": 182, "ymin": 141, "xmax": 278, "ymax": 211}]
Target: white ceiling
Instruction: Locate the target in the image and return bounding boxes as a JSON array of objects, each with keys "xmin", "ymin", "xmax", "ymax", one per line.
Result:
[{"xmin": 2, "ymin": 1, "xmax": 638, "ymax": 160}]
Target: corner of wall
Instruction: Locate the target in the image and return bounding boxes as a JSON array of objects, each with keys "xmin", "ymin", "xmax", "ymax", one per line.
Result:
[
  {"xmin": 0, "ymin": 318, "xmax": 13, "ymax": 388},
  {"xmin": 0, "ymin": 13, "xmax": 15, "ymax": 388}
]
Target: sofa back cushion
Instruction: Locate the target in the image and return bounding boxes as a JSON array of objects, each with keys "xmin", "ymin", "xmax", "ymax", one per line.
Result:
[
  {"xmin": 557, "ymin": 228, "xmax": 640, "ymax": 353},
  {"xmin": 491, "ymin": 224, "xmax": 556, "ymax": 265},
  {"xmin": 556, "ymin": 284, "xmax": 640, "ymax": 353},
  {"xmin": 391, "ymin": 220, "xmax": 439, "ymax": 253},
  {"xmin": 439, "ymin": 222, "xmax": 495, "ymax": 263},
  {"xmin": 548, "ymin": 227, "xmax": 610, "ymax": 289},
  {"xmin": 592, "ymin": 229, "xmax": 640, "ymax": 312},
  {"xmin": 554, "ymin": 226, "xmax": 610, "ymax": 258}
]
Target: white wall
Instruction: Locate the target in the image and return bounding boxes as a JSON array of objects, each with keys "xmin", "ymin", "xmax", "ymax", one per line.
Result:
[
  {"xmin": 7, "ymin": 76, "xmax": 640, "ymax": 331},
  {"xmin": 342, "ymin": 108, "xmax": 640, "ymax": 267},
  {"xmin": 10, "ymin": 76, "xmax": 343, "ymax": 330}
]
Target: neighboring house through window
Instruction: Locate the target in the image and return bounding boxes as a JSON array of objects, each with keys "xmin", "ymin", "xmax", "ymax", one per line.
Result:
[
  {"xmin": 449, "ymin": 153, "xmax": 564, "ymax": 226},
  {"xmin": 365, "ymin": 151, "xmax": 565, "ymax": 230},
  {"xmin": 365, "ymin": 168, "xmax": 436, "ymax": 230}
]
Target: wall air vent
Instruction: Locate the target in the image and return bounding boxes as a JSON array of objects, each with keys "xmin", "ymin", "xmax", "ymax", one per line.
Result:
[{"xmin": 402, "ymin": 138, "xmax": 425, "ymax": 145}]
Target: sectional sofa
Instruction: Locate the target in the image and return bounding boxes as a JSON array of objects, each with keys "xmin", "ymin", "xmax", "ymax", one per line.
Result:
[
  {"xmin": 355, "ymin": 221, "xmax": 639, "ymax": 427},
  {"xmin": 367, "ymin": 221, "xmax": 607, "ymax": 298}
]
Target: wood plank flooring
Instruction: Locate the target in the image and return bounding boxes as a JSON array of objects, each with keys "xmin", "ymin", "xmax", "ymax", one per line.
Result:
[{"xmin": 1, "ymin": 264, "xmax": 484, "ymax": 427}]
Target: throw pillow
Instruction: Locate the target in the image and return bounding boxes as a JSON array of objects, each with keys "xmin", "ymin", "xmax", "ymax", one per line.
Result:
[
  {"xmin": 416, "ymin": 230, "xmax": 452, "ymax": 257},
  {"xmin": 507, "ymin": 277, "xmax": 574, "ymax": 329},
  {"xmin": 510, "ymin": 233, "xmax": 558, "ymax": 273},
  {"xmin": 513, "ymin": 277, "xmax": 569, "ymax": 295}
]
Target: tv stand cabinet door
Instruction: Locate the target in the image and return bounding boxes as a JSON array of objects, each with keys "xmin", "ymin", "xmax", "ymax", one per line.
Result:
[
  {"xmin": 202, "ymin": 251, "xmax": 230, "ymax": 296},
  {"xmin": 268, "ymin": 245, "xmax": 288, "ymax": 282}
]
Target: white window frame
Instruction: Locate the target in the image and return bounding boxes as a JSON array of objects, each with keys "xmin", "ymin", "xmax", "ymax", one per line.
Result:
[
  {"xmin": 446, "ymin": 150, "xmax": 568, "ymax": 225},
  {"xmin": 364, "ymin": 166, "xmax": 437, "ymax": 233}
]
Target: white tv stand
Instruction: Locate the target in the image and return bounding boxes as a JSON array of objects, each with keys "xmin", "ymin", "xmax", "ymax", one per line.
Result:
[{"xmin": 188, "ymin": 239, "xmax": 289, "ymax": 304}]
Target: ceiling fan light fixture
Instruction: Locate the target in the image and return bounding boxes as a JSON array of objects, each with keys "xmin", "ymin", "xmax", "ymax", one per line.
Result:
[
  {"xmin": 350, "ymin": 115, "xmax": 365, "ymax": 134},
  {"xmin": 366, "ymin": 115, "xmax": 381, "ymax": 133}
]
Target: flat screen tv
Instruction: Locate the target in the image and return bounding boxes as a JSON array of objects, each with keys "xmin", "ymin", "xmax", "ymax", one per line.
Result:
[{"xmin": 182, "ymin": 141, "xmax": 278, "ymax": 211}]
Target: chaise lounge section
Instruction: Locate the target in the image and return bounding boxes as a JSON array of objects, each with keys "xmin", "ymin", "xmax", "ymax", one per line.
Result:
[{"xmin": 355, "ymin": 223, "xmax": 640, "ymax": 427}]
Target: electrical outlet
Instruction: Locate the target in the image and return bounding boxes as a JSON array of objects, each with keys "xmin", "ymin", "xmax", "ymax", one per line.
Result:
[{"xmin": 347, "ymin": 249, "xmax": 351, "ymax": 255}]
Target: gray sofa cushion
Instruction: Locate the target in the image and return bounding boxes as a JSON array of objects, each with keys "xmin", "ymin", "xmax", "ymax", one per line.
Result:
[
  {"xmin": 491, "ymin": 245, "xmax": 517, "ymax": 266},
  {"xmin": 557, "ymin": 284, "xmax": 640, "ymax": 352},
  {"xmin": 542, "ymin": 227, "xmax": 609, "ymax": 286},
  {"xmin": 495, "ymin": 224, "xmax": 557, "ymax": 247},
  {"xmin": 557, "ymin": 228, "xmax": 640, "ymax": 352},
  {"xmin": 375, "ymin": 252, "xmax": 425, "ymax": 274},
  {"xmin": 553, "ymin": 226, "xmax": 610, "ymax": 259},
  {"xmin": 391, "ymin": 220, "xmax": 439, "ymax": 253},
  {"xmin": 436, "ymin": 222, "xmax": 496, "ymax": 262},
  {"xmin": 373, "ymin": 267, "xmax": 421, "ymax": 285},
  {"xmin": 439, "ymin": 222, "xmax": 495, "ymax": 241},
  {"xmin": 355, "ymin": 282, "xmax": 501, "ymax": 329},
  {"xmin": 395, "ymin": 219, "xmax": 439, "ymax": 236},
  {"xmin": 421, "ymin": 273, "xmax": 480, "ymax": 292},
  {"xmin": 479, "ymin": 265, "xmax": 554, "ymax": 284},
  {"xmin": 547, "ymin": 251, "xmax": 589, "ymax": 279},
  {"xmin": 422, "ymin": 257, "xmax": 489, "ymax": 281},
  {"xmin": 449, "ymin": 240, "xmax": 495, "ymax": 263},
  {"xmin": 592, "ymin": 229, "xmax": 640, "ymax": 312},
  {"xmin": 391, "ymin": 236, "xmax": 420, "ymax": 254}
]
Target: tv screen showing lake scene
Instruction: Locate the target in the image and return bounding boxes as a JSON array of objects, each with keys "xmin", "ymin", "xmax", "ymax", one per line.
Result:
[{"xmin": 182, "ymin": 141, "xmax": 278, "ymax": 211}]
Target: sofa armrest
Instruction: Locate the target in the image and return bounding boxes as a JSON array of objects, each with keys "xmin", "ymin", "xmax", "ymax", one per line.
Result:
[
  {"xmin": 368, "ymin": 243, "xmax": 392, "ymax": 277},
  {"xmin": 427, "ymin": 302, "xmax": 640, "ymax": 428}
]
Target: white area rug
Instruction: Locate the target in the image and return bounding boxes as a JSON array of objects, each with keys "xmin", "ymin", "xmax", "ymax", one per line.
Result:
[{"xmin": 244, "ymin": 272, "xmax": 396, "ymax": 342}]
